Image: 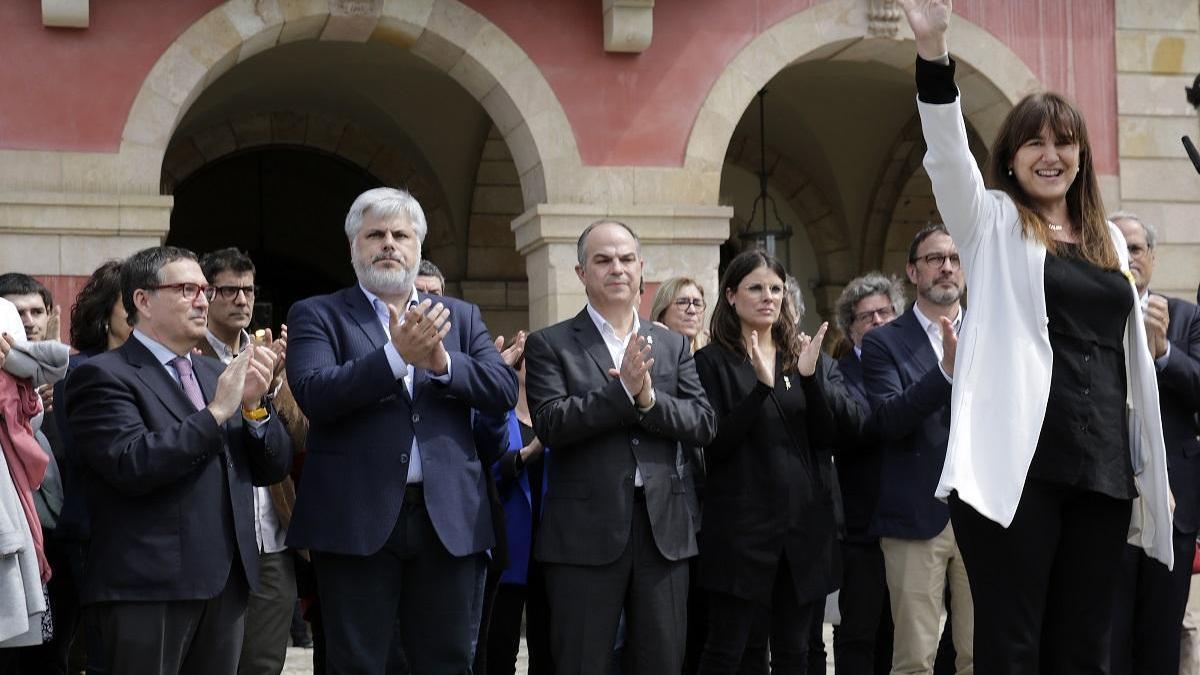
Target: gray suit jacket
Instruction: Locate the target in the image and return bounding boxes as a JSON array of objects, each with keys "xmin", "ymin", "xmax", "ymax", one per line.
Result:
[{"xmin": 524, "ymin": 309, "xmax": 716, "ymax": 565}]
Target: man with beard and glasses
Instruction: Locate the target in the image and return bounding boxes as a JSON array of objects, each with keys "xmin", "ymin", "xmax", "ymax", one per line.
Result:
[
  {"xmin": 284, "ymin": 187, "xmax": 517, "ymax": 673},
  {"xmin": 860, "ymin": 223, "xmax": 974, "ymax": 675}
]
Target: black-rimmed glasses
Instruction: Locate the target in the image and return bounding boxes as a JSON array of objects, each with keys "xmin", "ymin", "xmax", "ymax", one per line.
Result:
[
  {"xmin": 673, "ymin": 298, "xmax": 706, "ymax": 311},
  {"xmin": 213, "ymin": 285, "xmax": 259, "ymax": 300}
]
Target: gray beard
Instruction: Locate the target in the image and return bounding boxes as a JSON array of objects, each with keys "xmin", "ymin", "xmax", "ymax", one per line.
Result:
[
  {"xmin": 924, "ymin": 284, "xmax": 961, "ymax": 306},
  {"xmin": 354, "ymin": 258, "xmax": 418, "ymax": 297}
]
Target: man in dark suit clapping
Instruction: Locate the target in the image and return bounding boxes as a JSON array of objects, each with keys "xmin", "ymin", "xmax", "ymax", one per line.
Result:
[
  {"xmin": 67, "ymin": 246, "xmax": 293, "ymax": 674},
  {"xmin": 523, "ymin": 220, "xmax": 716, "ymax": 675},
  {"xmin": 284, "ymin": 187, "xmax": 517, "ymax": 673}
]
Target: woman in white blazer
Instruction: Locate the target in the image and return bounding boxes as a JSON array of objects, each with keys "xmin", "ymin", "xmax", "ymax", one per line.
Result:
[{"xmin": 898, "ymin": 1, "xmax": 1173, "ymax": 673}]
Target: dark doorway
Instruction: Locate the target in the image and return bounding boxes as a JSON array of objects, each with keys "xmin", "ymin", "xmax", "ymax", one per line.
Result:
[{"xmin": 168, "ymin": 146, "xmax": 383, "ymax": 330}]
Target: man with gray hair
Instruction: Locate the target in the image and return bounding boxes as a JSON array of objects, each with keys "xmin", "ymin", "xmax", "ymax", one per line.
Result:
[
  {"xmin": 1108, "ymin": 211, "xmax": 1200, "ymax": 675},
  {"xmin": 284, "ymin": 187, "xmax": 518, "ymax": 672},
  {"xmin": 831, "ymin": 272, "xmax": 906, "ymax": 674}
]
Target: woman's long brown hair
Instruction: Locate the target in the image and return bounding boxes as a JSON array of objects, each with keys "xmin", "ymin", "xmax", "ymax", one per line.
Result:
[
  {"xmin": 985, "ymin": 92, "xmax": 1118, "ymax": 270},
  {"xmin": 708, "ymin": 249, "xmax": 801, "ymax": 372}
]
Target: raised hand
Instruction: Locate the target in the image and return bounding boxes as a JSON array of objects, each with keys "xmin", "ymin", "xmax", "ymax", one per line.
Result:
[
  {"xmin": 241, "ymin": 343, "xmax": 277, "ymax": 410},
  {"xmin": 897, "ymin": 0, "xmax": 952, "ymax": 60},
  {"xmin": 939, "ymin": 316, "xmax": 958, "ymax": 377},
  {"xmin": 519, "ymin": 437, "xmax": 544, "ymax": 462},
  {"xmin": 209, "ymin": 347, "xmax": 252, "ymax": 424},
  {"xmin": 1144, "ymin": 295, "xmax": 1170, "ymax": 359},
  {"xmin": 749, "ymin": 330, "xmax": 774, "ymax": 388},
  {"xmin": 0, "ymin": 333, "xmax": 12, "ymax": 372},
  {"xmin": 607, "ymin": 335, "xmax": 654, "ymax": 403},
  {"xmin": 46, "ymin": 305, "xmax": 62, "ymax": 343},
  {"xmin": 495, "ymin": 331, "xmax": 527, "ymax": 368},
  {"xmin": 389, "ymin": 299, "xmax": 452, "ymax": 375},
  {"xmin": 797, "ymin": 322, "xmax": 829, "ymax": 377}
]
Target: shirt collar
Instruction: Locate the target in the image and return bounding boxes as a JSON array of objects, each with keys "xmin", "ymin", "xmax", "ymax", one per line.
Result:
[
  {"xmin": 912, "ymin": 303, "xmax": 962, "ymax": 336},
  {"xmin": 132, "ymin": 329, "xmax": 189, "ymax": 366},
  {"xmin": 585, "ymin": 302, "xmax": 640, "ymax": 341},
  {"xmin": 359, "ymin": 284, "xmax": 420, "ymax": 321},
  {"xmin": 204, "ymin": 328, "xmax": 251, "ymax": 363}
]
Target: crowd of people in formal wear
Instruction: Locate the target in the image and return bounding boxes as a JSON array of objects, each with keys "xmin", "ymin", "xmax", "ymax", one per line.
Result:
[{"xmin": 0, "ymin": 2, "xmax": 1198, "ymax": 675}]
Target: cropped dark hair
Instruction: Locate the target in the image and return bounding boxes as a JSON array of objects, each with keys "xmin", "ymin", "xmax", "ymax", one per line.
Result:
[
  {"xmin": 418, "ymin": 259, "xmax": 445, "ymax": 284},
  {"xmin": 0, "ymin": 273, "xmax": 52, "ymax": 308},
  {"xmin": 70, "ymin": 260, "xmax": 124, "ymax": 351},
  {"xmin": 121, "ymin": 246, "xmax": 198, "ymax": 326},
  {"xmin": 199, "ymin": 247, "xmax": 255, "ymax": 283},
  {"xmin": 708, "ymin": 249, "xmax": 801, "ymax": 372},
  {"xmin": 907, "ymin": 223, "xmax": 951, "ymax": 263}
]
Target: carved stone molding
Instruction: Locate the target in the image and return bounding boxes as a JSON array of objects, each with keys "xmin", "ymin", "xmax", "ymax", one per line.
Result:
[
  {"xmin": 42, "ymin": 0, "xmax": 88, "ymax": 28},
  {"xmin": 867, "ymin": 0, "xmax": 901, "ymax": 38},
  {"xmin": 603, "ymin": 0, "xmax": 654, "ymax": 53}
]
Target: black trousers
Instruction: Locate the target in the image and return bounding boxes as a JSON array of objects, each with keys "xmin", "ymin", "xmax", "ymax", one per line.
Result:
[
  {"xmin": 698, "ymin": 553, "xmax": 823, "ymax": 675},
  {"xmin": 1109, "ymin": 528, "xmax": 1197, "ymax": 675},
  {"xmin": 684, "ymin": 555, "xmax": 709, "ymax": 675},
  {"xmin": 90, "ymin": 565, "xmax": 248, "ymax": 675},
  {"xmin": 544, "ymin": 497, "xmax": 689, "ymax": 675},
  {"xmin": 833, "ymin": 540, "xmax": 892, "ymax": 675},
  {"xmin": 487, "ymin": 562, "xmax": 554, "ymax": 675},
  {"xmin": 949, "ymin": 480, "xmax": 1131, "ymax": 675},
  {"xmin": 314, "ymin": 497, "xmax": 481, "ymax": 675}
]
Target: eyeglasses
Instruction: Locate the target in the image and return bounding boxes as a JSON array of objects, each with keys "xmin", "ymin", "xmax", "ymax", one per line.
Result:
[
  {"xmin": 853, "ymin": 307, "xmax": 896, "ymax": 324},
  {"xmin": 148, "ymin": 283, "xmax": 216, "ymax": 302},
  {"xmin": 1127, "ymin": 244, "xmax": 1151, "ymax": 260},
  {"xmin": 673, "ymin": 298, "xmax": 706, "ymax": 311},
  {"xmin": 914, "ymin": 253, "xmax": 962, "ymax": 269},
  {"xmin": 214, "ymin": 285, "xmax": 259, "ymax": 300}
]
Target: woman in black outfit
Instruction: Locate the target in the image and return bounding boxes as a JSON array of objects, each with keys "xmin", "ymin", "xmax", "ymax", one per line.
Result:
[
  {"xmin": 898, "ymin": 1, "xmax": 1173, "ymax": 673},
  {"xmin": 694, "ymin": 250, "xmax": 858, "ymax": 675}
]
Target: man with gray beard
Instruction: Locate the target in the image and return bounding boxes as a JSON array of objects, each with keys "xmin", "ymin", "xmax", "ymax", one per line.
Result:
[
  {"xmin": 284, "ymin": 187, "xmax": 518, "ymax": 673},
  {"xmin": 860, "ymin": 223, "xmax": 974, "ymax": 675}
]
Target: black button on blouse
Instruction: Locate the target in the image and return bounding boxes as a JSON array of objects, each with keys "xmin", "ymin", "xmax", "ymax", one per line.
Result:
[{"xmin": 1028, "ymin": 243, "xmax": 1136, "ymax": 499}]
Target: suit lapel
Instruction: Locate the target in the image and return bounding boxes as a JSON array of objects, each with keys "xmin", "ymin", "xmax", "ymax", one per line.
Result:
[
  {"xmin": 194, "ymin": 358, "xmax": 219, "ymax": 411},
  {"xmin": 573, "ymin": 309, "xmax": 617, "ymax": 377},
  {"xmin": 895, "ymin": 310, "xmax": 937, "ymax": 374},
  {"xmin": 124, "ymin": 339, "xmax": 197, "ymax": 424},
  {"xmin": 344, "ymin": 287, "xmax": 389, "ymax": 350}
]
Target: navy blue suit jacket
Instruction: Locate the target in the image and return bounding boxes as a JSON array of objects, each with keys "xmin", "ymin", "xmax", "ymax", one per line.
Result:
[
  {"xmin": 66, "ymin": 338, "xmax": 293, "ymax": 604},
  {"xmin": 860, "ymin": 309, "xmax": 953, "ymax": 540},
  {"xmin": 284, "ymin": 286, "xmax": 517, "ymax": 557},
  {"xmin": 1158, "ymin": 296, "xmax": 1200, "ymax": 534}
]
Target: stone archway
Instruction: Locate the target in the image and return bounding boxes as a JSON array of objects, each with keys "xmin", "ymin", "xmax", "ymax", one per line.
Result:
[
  {"xmin": 683, "ymin": 0, "xmax": 1043, "ymax": 205},
  {"xmin": 118, "ymin": 0, "xmax": 581, "ymax": 213}
]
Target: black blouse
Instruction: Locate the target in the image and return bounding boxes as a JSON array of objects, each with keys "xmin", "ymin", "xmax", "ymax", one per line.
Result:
[{"xmin": 1028, "ymin": 245, "xmax": 1135, "ymax": 498}]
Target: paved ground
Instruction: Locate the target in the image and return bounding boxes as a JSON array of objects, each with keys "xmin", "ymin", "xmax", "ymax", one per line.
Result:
[{"xmin": 280, "ymin": 624, "xmax": 840, "ymax": 674}]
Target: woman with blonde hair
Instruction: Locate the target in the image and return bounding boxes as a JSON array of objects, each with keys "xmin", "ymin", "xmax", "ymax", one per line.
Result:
[{"xmin": 651, "ymin": 277, "xmax": 708, "ymax": 353}]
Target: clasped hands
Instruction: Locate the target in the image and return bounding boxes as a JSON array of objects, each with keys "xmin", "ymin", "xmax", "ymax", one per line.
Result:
[
  {"xmin": 389, "ymin": 299, "xmax": 452, "ymax": 375},
  {"xmin": 609, "ymin": 335, "xmax": 655, "ymax": 409},
  {"xmin": 208, "ymin": 343, "xmax": 278, "ymax": 424}
]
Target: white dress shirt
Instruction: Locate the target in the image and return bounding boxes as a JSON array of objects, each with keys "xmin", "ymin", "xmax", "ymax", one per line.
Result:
[
  {"xmin": 358, "ymin": 284, "xmax": 453, "ymax": 485},
  {"xmin": 584, "ymin": 303, "xmax": 648, "ymax": 487}
]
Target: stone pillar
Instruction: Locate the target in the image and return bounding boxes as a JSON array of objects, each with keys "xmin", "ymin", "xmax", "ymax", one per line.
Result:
[
  {"xmin": 513, "ymin": 203, "xmax": 733, "ymax": 330},
  {"xmin": 1115, "ymin": 0, "xmax": 1200, "ymax": 299}
]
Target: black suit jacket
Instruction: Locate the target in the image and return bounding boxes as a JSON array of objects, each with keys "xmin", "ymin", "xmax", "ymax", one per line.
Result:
[
  {"xmin": 66, "ymin": 337, "xmax": 293, "ymax": 604},
  {"xmin": 525, "ymin": 310, "xmax": 716, "ymax": 565},
  {"xmin": 694, "ymin": 344, "xmax": 860, "ymax": 604},
  {"xmin": 860, "ymin": 309, "xmax": 953, "ymax": 540},
  {"xmin": 1157, "ymin": 296, "xmax": 1200, "ymax": 534}
]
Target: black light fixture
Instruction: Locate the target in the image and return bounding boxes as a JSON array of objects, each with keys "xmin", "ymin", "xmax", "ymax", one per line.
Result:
[{"xmin": 739, "ymin": 88, "xmax": 793, "ymax": 265}]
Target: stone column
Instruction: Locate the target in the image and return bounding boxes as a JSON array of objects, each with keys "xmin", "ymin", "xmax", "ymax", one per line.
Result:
[{"xmin": 512, "ymin": 203, "xmax": 733, "ymax": 329}]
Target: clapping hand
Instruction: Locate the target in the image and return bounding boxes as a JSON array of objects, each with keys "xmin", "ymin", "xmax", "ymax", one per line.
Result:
[
  {"xmin": 389, "ymin": 299, "xmax": 452, "ymax": 375},
  {"xmin": 749, "ymin": 330, "xmax": 774, "ymax": 388},
  {"xmin": 939, "ymin": 316, "xmax": 958, "ymax": 377},
  {"xmin": 608, "ymin": 335, "xmax": 654, "ymax": 408},
  {"xmin": 897, "ymin": 0, "xmax": 952, "ymax": 60},
  {"xmin": 495, "ymin": 331, "xmax": 527, "ymax": 368},
  {"xmin": 1144, "ymin": 295, "xmax": 1170, "ymax": 359},
  {"xmin": 797, "ymin": 322, "xmax": 829, "ymax": 377}
]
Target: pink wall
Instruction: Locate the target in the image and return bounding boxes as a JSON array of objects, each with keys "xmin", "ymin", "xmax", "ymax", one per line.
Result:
[{"xmin": 0, "ymin": 0, "xmax": 1118, "ymax": 172}]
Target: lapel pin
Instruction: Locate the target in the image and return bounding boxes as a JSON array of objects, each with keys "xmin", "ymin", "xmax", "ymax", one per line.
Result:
[
  {"xmin": 783, "ymin": 375, "xmax": 792, "ymax": 390},
  {"xmin": 646, "ymin": 335, "xmax": 654, "ymax": 346}
]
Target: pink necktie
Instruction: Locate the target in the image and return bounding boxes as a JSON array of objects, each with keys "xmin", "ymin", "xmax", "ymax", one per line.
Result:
[{"xmin": 170, "ymin": 356, "xmax": 206, "ymax": 411}]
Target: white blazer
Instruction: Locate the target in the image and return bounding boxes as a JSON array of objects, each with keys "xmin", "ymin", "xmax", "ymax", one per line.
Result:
[{"xmin": 917, "ymin": 97, "xmax": 1174, "ymax": 569}]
